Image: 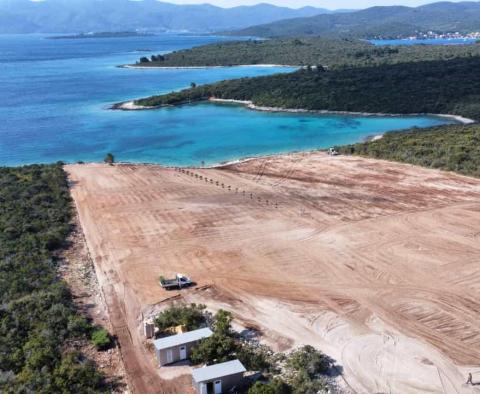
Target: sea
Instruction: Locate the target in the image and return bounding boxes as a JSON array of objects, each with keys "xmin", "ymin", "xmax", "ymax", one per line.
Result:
[{"xmin": 0, "ymin": 34, "xmax": 455, "ymax": 167}]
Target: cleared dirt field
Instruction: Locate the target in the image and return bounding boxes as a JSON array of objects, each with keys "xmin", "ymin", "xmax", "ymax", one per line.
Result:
[{"xmin": 66, "ymin": 152, "xmax": 480, "ymax": 394}]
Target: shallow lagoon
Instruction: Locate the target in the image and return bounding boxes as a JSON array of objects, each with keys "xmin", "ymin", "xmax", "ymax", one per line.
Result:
[{"xmin": 0, "ymin": 34, "xmax": 455, "ymax": 166}]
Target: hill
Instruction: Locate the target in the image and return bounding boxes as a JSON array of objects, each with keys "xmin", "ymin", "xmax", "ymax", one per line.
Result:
[
  {"xmin": 0, "ymin": 0, "xmax": 331, "ymax": 34},
  {"xmin": 133, "ymin": 37, "xmax": 480, "ymax": 69},
  {"xmin": 229, "ymin": 1, "xmax": 480, "ymax": 38},
  {"xmin": 130, "ymin": 56, "xmax": 480, "ymax": 121}
]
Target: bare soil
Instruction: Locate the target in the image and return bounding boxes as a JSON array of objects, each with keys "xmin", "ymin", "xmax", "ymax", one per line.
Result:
[
  {"xmin": 59, "ymin": 215, "xmax": 128, "ymax": 392},
  {"xmin": 66, "ymin": 152, "xmax": 480, "ymax": 394}
]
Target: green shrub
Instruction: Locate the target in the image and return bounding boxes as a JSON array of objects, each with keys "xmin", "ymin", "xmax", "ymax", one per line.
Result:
[
  {"xmin": 190, "ymin": 309, "xmax": 237, "ymax": 365},
  {"xmin": 91, "ymin": 328, "xmax": 112, "ymax": 351},
  {"xmin": 286, "ymin": 345, "xmax": 332, "ymax": 377},
  {"xmin": 248, "ymin": 379, "xmax": 291, "ymax": 394},
  {"xmin": 154, "ymin": 303, "xmax": 207, "ymax": 333},
  {"xmin": 291, "ymin": 370, "xmax": 328, "ymax": 394}
]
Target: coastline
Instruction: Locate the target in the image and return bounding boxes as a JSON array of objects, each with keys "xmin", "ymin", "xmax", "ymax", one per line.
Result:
[
  {"xmin": 120, "ymin": 64, "xmax": 299, "ymax": 70},
  {"xmin": 112, "ymin": 98, "xmax": 476, "ymax": 125}
]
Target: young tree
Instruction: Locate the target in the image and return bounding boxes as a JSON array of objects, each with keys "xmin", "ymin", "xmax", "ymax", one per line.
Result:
[
  {"xmin": 213, "ymin": 309, "xmax": 233, "ymax": 336},
  {"xmin": 190, "ymin": 309, "xmax": 237, "ymax": 365},
  {"xmin": 104, "ymin": 153, "xmax": 114, "ymax": 165},
  {"xmin": 90, "ymin": 328, "xmax": 112, "ymax": 351}
]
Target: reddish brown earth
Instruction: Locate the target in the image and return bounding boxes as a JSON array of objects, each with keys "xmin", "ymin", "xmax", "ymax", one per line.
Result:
[{"xmin": 66, "ymin": 152, "xmax": 480, "ymax": 394}]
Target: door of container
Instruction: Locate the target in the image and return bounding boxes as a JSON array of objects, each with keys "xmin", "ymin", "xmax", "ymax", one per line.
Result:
[
  {"xmin": 214, "ymin": 380, "xmax": 222, "ymax": 394},
  {"xmin": 180, "ymin": 345, "xmax": 187, "ymax": 360},
  {"xmin": 166, "ymin": 349, "xmax": 173, "ymax": 364},
  {"xmin": 200, "ymin": 383, "xmax": 208, "ymax": 394}
]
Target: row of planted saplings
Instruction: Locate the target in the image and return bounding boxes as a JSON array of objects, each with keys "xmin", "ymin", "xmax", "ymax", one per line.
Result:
[{"xmin": 174, "ymin": 167, "xmax": 278, "ymax": 208}]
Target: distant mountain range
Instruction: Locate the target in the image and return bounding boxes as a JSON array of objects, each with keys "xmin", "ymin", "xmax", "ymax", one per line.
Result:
[
  {"xmin": 0, "ymin": 0, "xmax": 339, "ymax": 34},
  {"xmin": 229, "ymin": 1, "xmax": 480, "ymax": 38}
]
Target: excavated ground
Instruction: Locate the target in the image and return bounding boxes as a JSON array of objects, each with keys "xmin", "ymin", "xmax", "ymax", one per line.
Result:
[{"xmin": 66, "ymin": 152, "xmax": 480, "ymax": 394}]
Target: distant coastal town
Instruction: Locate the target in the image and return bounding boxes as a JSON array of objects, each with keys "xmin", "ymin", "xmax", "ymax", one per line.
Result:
[{"xmin": 401, "ymin": 31, "xmax": 480, "ymax": 40}]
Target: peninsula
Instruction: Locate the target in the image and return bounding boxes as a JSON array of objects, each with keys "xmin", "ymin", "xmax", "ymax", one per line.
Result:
[
  {"xmin": 117, "ymin": 55, "xmax": 480, "ymax": 123},
  {"xmin": 130, "ymin": 37, "xmax": 480, "ymax": 69}
]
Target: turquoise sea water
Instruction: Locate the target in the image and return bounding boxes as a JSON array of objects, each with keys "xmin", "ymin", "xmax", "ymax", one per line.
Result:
[{"xmin": 0, "ymin": 34, "xmax": 455, "ymax": 166}]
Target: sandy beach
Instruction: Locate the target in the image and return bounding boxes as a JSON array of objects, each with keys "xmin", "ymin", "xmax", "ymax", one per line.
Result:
[
  {"xmin": 121, "ymin": 64, "xmax": 299, "ymax": 70},
  {"xmin": 67, "ymin": 152, "xmax": 480, "ymax": 394}
]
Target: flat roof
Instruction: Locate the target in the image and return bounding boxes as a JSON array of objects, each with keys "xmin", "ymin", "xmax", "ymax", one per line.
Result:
[
  {"xmin": 154, "ymin": 327, "xmax": 213, "ymax": 351},
  {"xmin": 192, "ymin": 360, "xmax": 246, "ymax": 383}
]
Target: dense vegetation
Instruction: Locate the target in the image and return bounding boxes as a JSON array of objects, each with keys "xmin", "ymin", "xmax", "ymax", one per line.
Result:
[
  {"xmin": 337, "ymin": 124, "xmax": 480, "ymax": 177},
  {"xmin": 136, "ymin": 37, "xmax": 480, "ymax": 69},
  {"xmin": 134, "ymin": 56, "xmax": 480, "ymax": 121},
  {"xmin": 0, "ymin": 164, "xmax": 106, "ymax": 392},
  {"xmin": 230, "ymin": 2, "xmax": 480, "ymax": 38}
]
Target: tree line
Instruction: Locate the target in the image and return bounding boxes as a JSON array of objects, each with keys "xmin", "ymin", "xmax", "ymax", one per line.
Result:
[{"xmin": 0, "ymin": 164, "xmax": 107, "ymax": 392}]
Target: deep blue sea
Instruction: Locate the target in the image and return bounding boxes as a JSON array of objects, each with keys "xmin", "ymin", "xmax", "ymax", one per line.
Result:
[
  {"xmin": 370, "ymin": 38, "xmax": 478, "ymax": 46},
  {"xmin": 0, "ymin": 34, "xmax": 455, "ymax": 166}
]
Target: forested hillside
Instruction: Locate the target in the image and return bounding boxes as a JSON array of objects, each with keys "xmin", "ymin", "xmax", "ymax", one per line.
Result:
[
  {"xmin": 0, "ymin": 164, "xmax": 105, "ymax": 392},
  {"xmin": 133, "ymin": 56, "xmax": 480, "ymax": 121},
  {"xmin": 135, "ymin": 37, "xmax": 480, "ymax": 68},
  {"xmin": 337, "ymin": 124, "xmax": 480, "ymax": 177},
  {"xmin": 230, "ymin": 1, "xmax": 480, "ymax": 38},
  {"xmin": 0, "ymin": 0, "xmax": 328, "ymax": 34}
]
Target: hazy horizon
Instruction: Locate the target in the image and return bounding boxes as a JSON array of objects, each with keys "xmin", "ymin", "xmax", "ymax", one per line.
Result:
[
  {"xmin": 22, "ymin": 0, "xmax": 479, "ymax": 10},
  {"xmin": 164, "ymin": 0, "xmax": 474, "ymax": 10}
]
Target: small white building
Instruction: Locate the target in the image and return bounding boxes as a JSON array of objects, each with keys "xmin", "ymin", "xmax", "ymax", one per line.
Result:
[
  {"xmin": 154, "ymin": 327, "xmax": 213, "ymax": 366},
  {"xmin": 192, "ymin": 359, "xmax": 246, "ymax": 394}
]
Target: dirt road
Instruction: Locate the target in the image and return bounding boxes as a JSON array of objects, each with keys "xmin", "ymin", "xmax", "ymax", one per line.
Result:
[{"xmin": 66, "ymin": 152, "xmax": 480, "ymax": 394}]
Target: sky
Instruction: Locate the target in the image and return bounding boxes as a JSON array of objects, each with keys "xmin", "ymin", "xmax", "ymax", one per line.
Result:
[{"xmin": 165, "ymin": 0, "xmax": 468, "ymax": 9}]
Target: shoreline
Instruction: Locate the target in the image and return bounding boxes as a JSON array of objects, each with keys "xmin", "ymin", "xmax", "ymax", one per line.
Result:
[
  {"xmin": 120, "ymin": 64, "xmax": 299, "ymax": 70},
  {"xmin": 112, "ymin": 98, "xmax": 476, "ymax": 125}
]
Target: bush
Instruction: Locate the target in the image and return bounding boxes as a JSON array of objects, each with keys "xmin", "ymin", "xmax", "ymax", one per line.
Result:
[
  {"xmin": 190, "ymin": 332, "xmax": 237, "ymax": 365},
  {"xmin": 154, "ymin": 303, "xmax": 207, "ymax": 333},
  {"xmin": 291, "ymin": 370, "xmax": 328, "ymax": 394},
  {"xmin": 248, "ymin": 382, "xmax": 276, "ymax": 394},
  {"xmin": 286, "ymin": 345, "xmax": 332, "ymax": 377},
  {"xmin": 190, "ymin": 309, "xmax": 237, "ymax": 365},
  {"xmin": 91, "ymin": 328, "xmax": 112, "ymax": 351},
  {"xmin": 237, "ymin": 343, "xmax": 273, "ymax": 373},
  {"xmin": 248, "ymin": 379, "xmax": 291, "ymax": 394}
]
